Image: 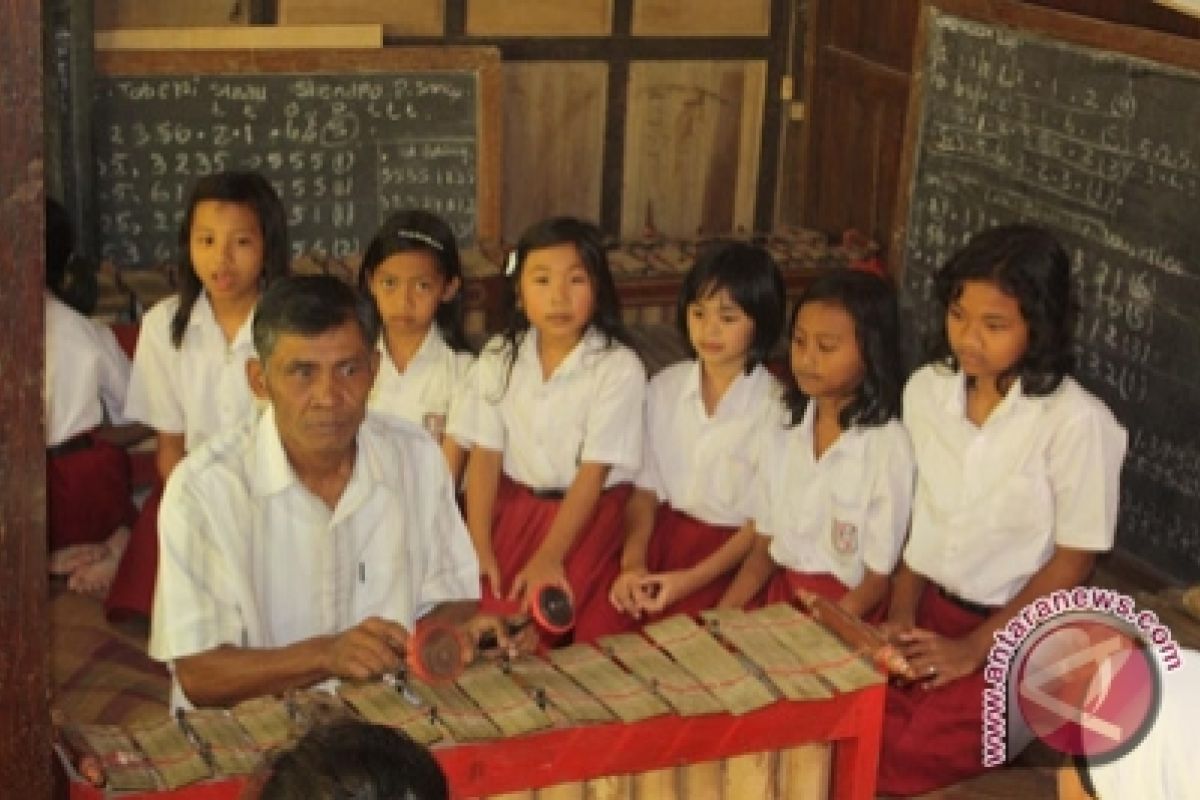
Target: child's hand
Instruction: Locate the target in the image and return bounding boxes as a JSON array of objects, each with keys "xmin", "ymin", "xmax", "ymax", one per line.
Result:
[
  {"xmin": 875, "ymin": 619, "xmax": 916, "ymax": 645},
  {"xmin": 894, "ymin": 628, "xmax": 984, "ymax": 689},
  {"xmin": 636, "ymin": 570, "xmax": 694, "ymax": 615},
  {"xmin": 609, "ymin": 568, "xmax": 650, "ymax": 618},
  {"xmin": 508, "ymin": 555, "xmax": 568, "ymax": 605}
]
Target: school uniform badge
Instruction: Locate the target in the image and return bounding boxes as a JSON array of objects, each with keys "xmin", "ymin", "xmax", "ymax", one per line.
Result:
[{"xmin": 831, "ymin": 518, "xmax": 858, "ymax": 555}]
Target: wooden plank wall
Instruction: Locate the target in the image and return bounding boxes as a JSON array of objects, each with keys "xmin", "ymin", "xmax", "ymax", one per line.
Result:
[
  {"xmin": 94, "ymin": 0, "xmax": 252, "ymax": 28},
  {"xmin": 0, "ymin": 0, "xmax": 50, "ymax": 793},
  {"xmin": 800, "ymin": 0, "xmax": 1200, "ymax": 253},
  {"xmin": 89, "ymin": 0, "xmax": 793, "ymax": 245},
  {"xmin": 622, "ymin": 60, "xmax": 766, "ymax": 238}
]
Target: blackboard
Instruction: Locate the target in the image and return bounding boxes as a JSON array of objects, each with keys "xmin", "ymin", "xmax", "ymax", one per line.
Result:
[
  {"xmin": 91, "ymin": 48, "xmax": 500, "ymax": 267},
  {"xmin": 892, "ymin": 0, "xmax": 1200, "ymax": 582}
]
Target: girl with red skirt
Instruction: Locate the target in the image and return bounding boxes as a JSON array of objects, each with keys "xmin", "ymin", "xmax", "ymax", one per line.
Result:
[
  {"xmin": 605, "ymin": 242, "xmax": 786, "ymax": 629},
  {"xmin": 718, "ymin": 270, "xmax": 913, "ymax": 623},
  {"xmin": 447, "ymin": 217, "xmax": 645, "ymax": 646}
]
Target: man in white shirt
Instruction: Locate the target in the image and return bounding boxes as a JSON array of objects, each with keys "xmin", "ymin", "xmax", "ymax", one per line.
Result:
[{"xmin": 150, "ymin": 275, "xmax": 513, "ymax": 709}]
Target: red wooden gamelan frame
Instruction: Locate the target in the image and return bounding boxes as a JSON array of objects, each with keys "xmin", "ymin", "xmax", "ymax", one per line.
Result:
[{"xmin": 68, "ymin": 684, "xmax": 883, "ymax": 800}]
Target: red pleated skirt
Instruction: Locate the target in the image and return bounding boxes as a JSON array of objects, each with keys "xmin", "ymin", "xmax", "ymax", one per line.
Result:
[
  {"xmin": 481, "ymin": 476, "xmax": 632, "ymax": 646},
  {"xmin": 765, "ymin": 569, "xmax": 849, "ymax": 606},
  {"xmin": 47, "ymin": 434, "xmax": 136, "ymax": 551},
  {"xmin": 642, "ymin": 505, "xmax": 748, "ymax": 619},
  {"xmin": 876, "ymin": 583, "xmax": 993, "ymax": 795},
  {"xmin": 105, "ymin": 483, "xmax": 162, "ymax": 622}
]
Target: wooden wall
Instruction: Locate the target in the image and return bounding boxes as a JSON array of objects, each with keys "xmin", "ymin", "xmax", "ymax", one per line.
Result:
[
  {"xmin": 81, "ymin": 0, "xmax": 797, "ymax": 245},
  {"xmin": 799, "ymin": 0, "xmax": 1200, "ymax": 253}
]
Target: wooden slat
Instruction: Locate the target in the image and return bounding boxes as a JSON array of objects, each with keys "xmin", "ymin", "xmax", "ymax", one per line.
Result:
[
  {"xmin": 725, "ymin": 751, "xmax": 776, "ymax": 800},
  {"xmin": 632, "ymin": 0, "xmax": 771, "ymax": 36},
  {"xmin": 622, "ymin": 60, "xmax": 766, "ymax": 238},
  {"xmin": 538, "ymin": 781, "xmax": 586, "ymax": 800},
  {"xmin": 62, "ymin": 724, "xmax": 158, "ymax": 790},
  {"xmin": 181, "ymin": 709, "xmax": 260, "ymax": 775},
  {"xmin": 598, "ymin": 632, "xmax": 725, "ymax": 716},
  {"xmin": 507, "ymin": 656, "xmax": 615, "ymax": 724},
  {"xmin": 278, "ymin": 0, "xmax": 444, "ymax": 37},
  {"xmin": 548, "ymin": 644, "xmax": 672, "ymax": 723},
  {"xmin": 94, "ymin": 24, "xmax": 384, "ymax": 51},
  {"xmin": 679, "ymin": 760, "xmax": 724, "ymax": 800},
  {"xmin": 751, "ymin": 604, "xmax": 882, "ymax": 694},
  {"xmin": 95, "ymin": 0, "xmax": 249, "ymax": 29},
  {"xmin": 129, "ymin": 716, "xmax": 210, "ymax": 789},
  {"xmin": 777, "ymin": 744, "xmax": 832, "ymax": 800},
  {"xmin": 502, "ymin": 62, "xmax": 607, "ymax": 242},
  {"xmin": 702, "ymin": 608, "xmax": 833, "ymax": 701},
  {"xmin": 409, "ymin": 678, "xmax": 503, "ymax": 742},
  {"xmin": 640, "ymin": 615, "xmax": 776, "ymax": 715},
  {"xmin": 336, "ymin": 681, "xmax": 442, "ymax": 745},
  {"xmin": 584, "ymin": 774, "xmax": 633, "ymax": 800},
  {"xmin": 455, "ymin": 662, "xmax": 554, "ymax": 737},
  {"xmin": 632, "ymin": 767, "xmax": 679, "ymax": 800},
  {"xmin": 229, "ymin": 696, "xmax": 293, "ymax": 751},
  {"xmin": 467, "ymin": 0, "xmax": 613, "ymax": 36}
]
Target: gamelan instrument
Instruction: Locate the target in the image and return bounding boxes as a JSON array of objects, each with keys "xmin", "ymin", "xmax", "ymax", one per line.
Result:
[{"xmin": 60, "ymin": 603, "xmax": 885, "ymax": 800}]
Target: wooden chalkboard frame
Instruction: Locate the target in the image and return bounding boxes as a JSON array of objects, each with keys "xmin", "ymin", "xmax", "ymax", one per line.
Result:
[
  {"xmin": 891, "ymin": 0, "xmax": 1200, "ymax": 274},
  {"xmin": 92, "ymin": 46, "xmax": 502, "ymax": 249}
]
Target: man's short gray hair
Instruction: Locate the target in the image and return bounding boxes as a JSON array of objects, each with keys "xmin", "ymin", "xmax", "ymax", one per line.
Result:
[{"xmin": 252, "ymin": 274, "xmax": 380, "ymax": 362}]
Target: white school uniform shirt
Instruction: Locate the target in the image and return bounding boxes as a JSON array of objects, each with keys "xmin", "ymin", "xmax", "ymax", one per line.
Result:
[
  {"xmin": 124, "ymin": 293, "xmax": 260, "ymax": 451},
  {"xmin": 755, "ymin": 404, "xmax": 914, "ymax": 588},
  {"xmin": 149, "ymin": 406, "xmax": 480, "ymax": 710},
  {"xmin": 368, "ymin": 326, "xmax": 474, "ymax": 434},
  {"xmin": 447, "ymin": 327, "xmax": 646, "ymax": 490},
  {"xmin": 636, "ymin": 360, "xmax": 782, "ymax": 526},
  {"xmin": 902, "ymin": 364, "xmax": 1127, "ymax": 607},
  {"xmin": 44, "ymin": 293, "xmax": 132, "ymax": 446},
  {"xmin": 1086, "ymin": 650, "xmax": 1199, "ymax": 800}
]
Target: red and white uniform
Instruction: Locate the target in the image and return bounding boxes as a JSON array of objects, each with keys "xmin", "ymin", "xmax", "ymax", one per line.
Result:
[
  {"xmin": 755, "ymin": 402, "xmax": 913, "ymax": 607},
  {"xmin": 448, "ymin": 328, "xmax": 645, "ymax": 642},
  {"xmin": 878, "ymin": 364, "xmax": 1126, "ymax": 796},
  {"xmin": 44, "ymin": 293, "xmax": 136, "ymax": 550}
]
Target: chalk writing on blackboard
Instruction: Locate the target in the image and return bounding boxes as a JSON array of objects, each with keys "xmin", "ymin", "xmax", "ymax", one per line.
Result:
[
  {"xmin": 898, "ymin": 9, "xmax": 1200, "ymax": 580},
  {"xmin": 92, "ymin": 71, "xmax": 480, "ymax": 267}
]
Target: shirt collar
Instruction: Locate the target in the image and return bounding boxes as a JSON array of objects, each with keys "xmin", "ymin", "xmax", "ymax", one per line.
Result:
[
  {"xmin": 520, "ymin": 326, "xmax": 605, "ymax": 380},
  {"xmin": 192, "ymin": 292, "xmax": 255, "ymax": 350},
  {"xmin": 250, "ymin": 406, "xmax": 380, "ymax": 502},
  {"xmin": 251, "ymin": 405, "xmax": 298, "ymax": 497},
  {"xmin": 937, "ymin": 368, "xmax": 1030, "ymax": 425},
  {"xmin": 798, "ymin": 399, "xmax": 867, "ymax": 461},
  {"xmin": 682, "ymin": 361, "xmax": 773, "ymax": 417},
  {"xmin": 377, "ymin": 327, "xmax": 448, "ymax": 371}
]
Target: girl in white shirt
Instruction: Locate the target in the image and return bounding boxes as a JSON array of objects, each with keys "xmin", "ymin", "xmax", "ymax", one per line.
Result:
[
  {"xmin": 878, "ymin": 225, "xmax": 1126, "ymax": 795},
  {"xmin": 358, "ymin": 210, "xmax": 474, "ymax": 481},
  {"xmin": 99, "ymin": 171, "xmax": 290, "ymax": 619},
  {"xmin": 606, "ymin": 242, "xmax": 785, "ymax": 628},
  {"xmin": 719, "ymin": 269, "xmax": 913, "ymax": 619},
  {"xmin": 448, "ymin": 217, "xmax": 645, "ymax": 645},
  {"xmin": 43, "ymin": 198, "xmax": 144, "ymax": 591}
]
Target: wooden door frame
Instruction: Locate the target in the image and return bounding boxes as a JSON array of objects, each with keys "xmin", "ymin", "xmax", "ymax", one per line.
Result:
[{"xmin": 0, "ymin": 0, "xmax": 51, "ymax": 794}]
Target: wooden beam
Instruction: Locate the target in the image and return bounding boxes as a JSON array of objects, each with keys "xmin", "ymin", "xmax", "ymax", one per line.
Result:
[
  {"xmin": 0, "ymin": 0, "xmax": 50, "ymax": 793},
  {"xmin": 94, "ymin": 23, "xmax": 383, "ymax": 51}
]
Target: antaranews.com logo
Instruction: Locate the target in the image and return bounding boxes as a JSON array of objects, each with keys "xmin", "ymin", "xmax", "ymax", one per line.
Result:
[{"xmin": 980, "ymin": 587, "xmax": 1182, "ymax": 768}]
